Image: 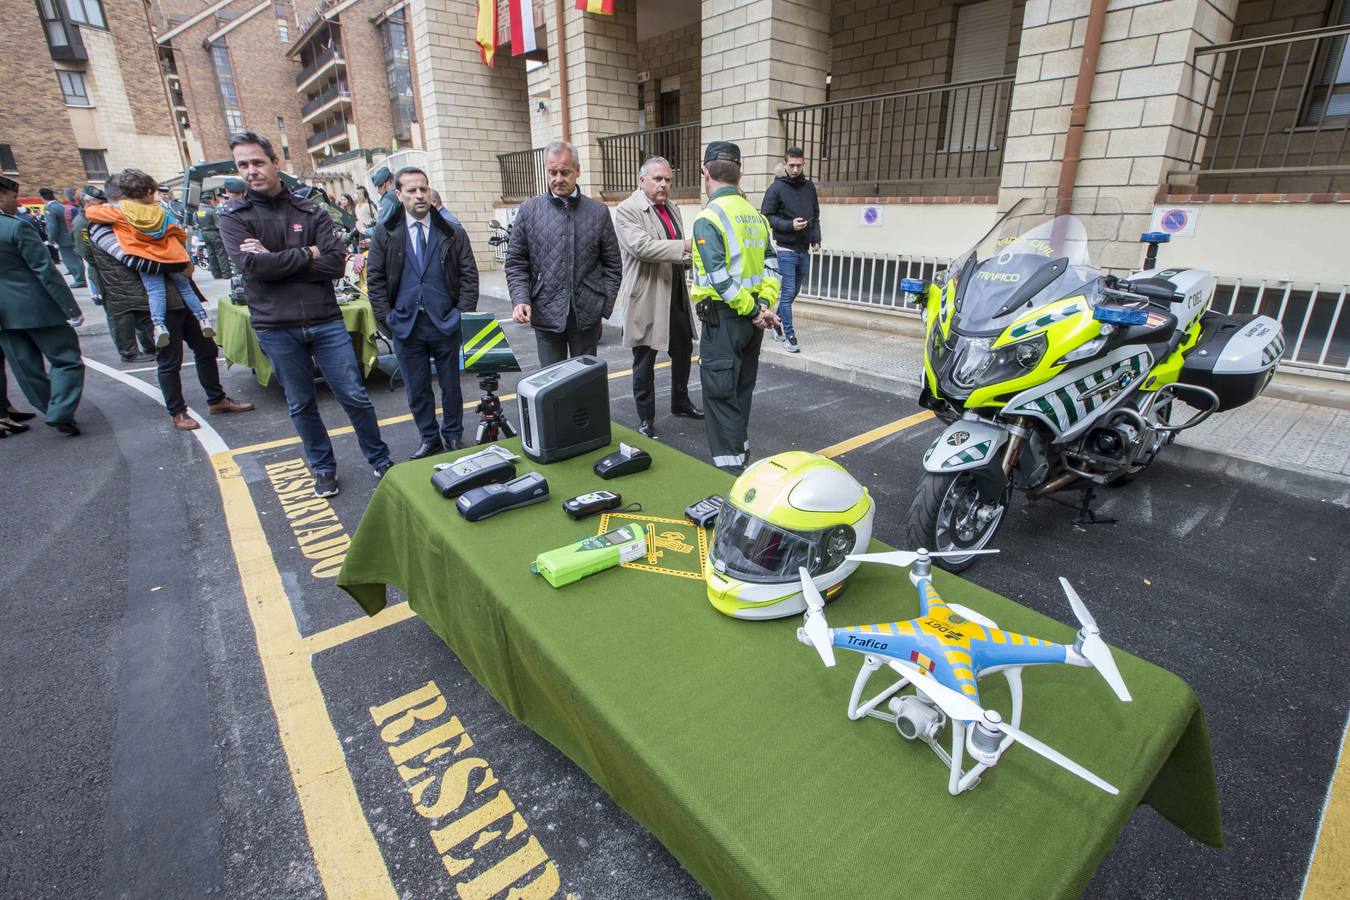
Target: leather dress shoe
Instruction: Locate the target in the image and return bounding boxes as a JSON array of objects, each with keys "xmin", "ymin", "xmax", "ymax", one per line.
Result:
[
  {"xmin": 671, "ymin": 403, "xmax": 704, "ymax": 420},
  {"xmin": 208, "ymin": 396, "xmax": 255, "ymax": 414},
  {"xmin": 638, "ymin": 419, "xmax": 657, "ymax": 439},
  {"xmin": 172, "ymin": 412, "xmax": 200, "ymax": 431},
  {"xmin": 409, "ymin": 441, "xmax": 444, "ymax": 461},
  {"xmin": 5, "ymin": 408, "xmax": 36, "ymax": 422},
  {"xmin": 445, "ymin": 438, "xmax": 465, "ymax": 451},
  {"xmin": 46, "ymin": 420, "xmax": 80, "ymax": 436}
]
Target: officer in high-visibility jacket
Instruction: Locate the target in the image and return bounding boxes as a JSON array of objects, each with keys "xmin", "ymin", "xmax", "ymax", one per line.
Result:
[{"xmin": 690, "ymin": 141, "xmax": 781, "ymax": 474}]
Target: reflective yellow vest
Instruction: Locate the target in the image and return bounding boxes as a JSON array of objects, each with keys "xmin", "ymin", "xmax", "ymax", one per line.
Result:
[{"xmin": 690, "ymin": 189, "xmax": 780, "ymax": 317}]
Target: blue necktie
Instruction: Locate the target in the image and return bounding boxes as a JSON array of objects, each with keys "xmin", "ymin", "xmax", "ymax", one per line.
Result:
[{"xmin": 413, "ymin": 221, "xmax": 426, "ymax": 271}]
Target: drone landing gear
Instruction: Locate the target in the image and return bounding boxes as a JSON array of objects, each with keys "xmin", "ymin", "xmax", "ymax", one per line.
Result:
[
  {"xmin": 474, "ymin": 373, "xmax": 517, "ymax": 445},
  {"xmin": 847, "ymin": 655, "xmax": 1026, "ymax": 795}
]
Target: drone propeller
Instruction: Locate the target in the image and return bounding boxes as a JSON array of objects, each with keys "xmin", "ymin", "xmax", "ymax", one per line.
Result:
[
  {"xmin": 1059, "ymin": 578, "xmax": 1132, "ymax": 703},
  {"xmin": 847, "ymin": 547, "xmax": 1001, "ymax": 570},
  {"xmin": 797, "ymin": 567, "xmax": 835, "ymax": 667},
  {"xmin": 884, "ymin": 660, "xmax": 1119, "ymax": 795}
]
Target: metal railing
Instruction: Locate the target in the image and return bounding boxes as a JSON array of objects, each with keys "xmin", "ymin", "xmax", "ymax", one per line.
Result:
[
  {"xmin": 795, "ymin": 249, "xmax": 1350, "ymax": 377},
  {"xmin": 305, "ymin": 119, "xmax": 349, "ymax": 150},
  {"xmin": 1176, "ymin": 23, "xmax": 1350, "ymax": 191},
  {"xmin": 296, "ymin": 46, "xmax": 343, "ymax": 87},
  {"xmin": 779, "ymin": 76, "xmax": 1014, "ymax": 195},
  {"xmin": 497, "ymin": 148, "xmax": 545, "ymax": 201},
  {"xmin": 302, "ymin": 81, "xmax": 351, "ymax": 117},
  {"xmin": 598, "ymin": 123, "xmax": 700, "ymax": 196}
]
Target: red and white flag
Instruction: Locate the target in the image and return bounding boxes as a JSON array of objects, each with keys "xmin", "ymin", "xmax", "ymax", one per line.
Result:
[
  {"xmin": 575, "ymin": 0, "xmax": 614, "ymax": 13},
  {"xmin": 509, "ymin": 0, "xmax": 538, "ymax": 55}
]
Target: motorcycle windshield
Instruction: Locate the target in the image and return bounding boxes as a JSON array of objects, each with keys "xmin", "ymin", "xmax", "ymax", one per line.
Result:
[
  {"xmin": 711, "ymin": 505, "xmax": 824, "ymax": 583},
  {"xmin": 946, "ymin": 197, "xmax": 1122, "ymax": 336}
]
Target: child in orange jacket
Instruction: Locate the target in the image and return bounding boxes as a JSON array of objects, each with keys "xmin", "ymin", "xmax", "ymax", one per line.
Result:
[{"xmin": 86, "ymin": 169, "xmax": 212, "ymax": 347}]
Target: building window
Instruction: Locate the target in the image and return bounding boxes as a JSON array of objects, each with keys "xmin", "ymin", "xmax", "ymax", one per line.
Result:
[
  {"xmin": 276, "ymin": 116, "xmax": 286, "ymax": 132},
  {"xmin": 379, "ymin": 15, "xmax": 416, "ymax": 143},
  {"xmin": 65, "ymin": 0, "xmax": 105, "ymax": 28},
  {"xmin": 80, "ymin": 148, "xmax": 109, "ymax": 180},
  {"xmin": 36, "ymin": 0, "xmax": 76, "ymax": 52},
  {"xmin": 57, "ymin": 70, "xmax": 91, "ymax": 106},
  {"xmin": 1302, "ymin": 2, "xmax": 1350, "ymax": 125},
  {"xmin": 0, "ymin": 144, "xmax": 17, "ymax": 173},
  {"xmin": 211, "ymin": 42, "xmax": 246, "ymax": 135},
  {"xmin": 282, "ymin": 145, "xmax": 291, "ymax": 161},
  {"xmin": 276, "ymin": 4, "xmax": 289, "ymax": 44},
  {"xmin": 942, "ymin": 0, "xmax": 1011, "ymax": 152}
]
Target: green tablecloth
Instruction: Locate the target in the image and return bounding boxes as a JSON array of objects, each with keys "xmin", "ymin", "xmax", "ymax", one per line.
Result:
[
  {"xmin": 215, "ymin": 296, "xmax": 379, "ymax": 386},
  {"xmin": 338, "ymin": 429, "xmax": 1223, "ymax": 900}
]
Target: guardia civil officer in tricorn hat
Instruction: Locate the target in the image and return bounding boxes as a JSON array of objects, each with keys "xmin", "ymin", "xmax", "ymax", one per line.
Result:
[{"xmin": 690, "ymin": 141, "xmax": 781, "ymax": 474}]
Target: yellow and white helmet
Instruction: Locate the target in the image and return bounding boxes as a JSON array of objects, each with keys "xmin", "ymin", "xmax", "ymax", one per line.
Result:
[{"xmin": 706, "ymin": 451, "xmax": 875, "ymax": 619}]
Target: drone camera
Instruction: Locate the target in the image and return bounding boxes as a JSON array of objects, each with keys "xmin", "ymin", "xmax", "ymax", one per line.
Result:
[{"xmin": 890, "ymin": 695, "xmax": 943, "ymax": 741}]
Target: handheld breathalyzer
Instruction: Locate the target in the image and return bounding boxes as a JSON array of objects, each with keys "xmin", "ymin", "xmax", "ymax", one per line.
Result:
[{"xmin": 531, "ymin": 524, "xmax": 646, "ymax": 588}]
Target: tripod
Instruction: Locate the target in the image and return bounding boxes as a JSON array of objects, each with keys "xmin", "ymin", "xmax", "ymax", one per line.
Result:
[{"xmin": 474, "ymin": 373, "xmax": 516, "ymax": 444}]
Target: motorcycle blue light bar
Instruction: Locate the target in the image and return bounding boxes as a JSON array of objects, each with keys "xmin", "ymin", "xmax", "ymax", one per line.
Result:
[
  {"xmin": 1139, "ymin": 231, "xmax": 1171, "ymax": 243},
  {"xmin": 901, "ymin": 278, "xmax": 927, "ymax": 294},
  {"xmin": 1094, "ymin": 305, "xmax": 1149, "ymax": 326}
]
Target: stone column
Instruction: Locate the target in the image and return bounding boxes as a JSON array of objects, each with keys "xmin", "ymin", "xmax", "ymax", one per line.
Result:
[
  {"xmin": 559, "ymin": 2, "xmax": 640, "ymax": 195},
  {"xmin": 999, "ymin": 0, "xmax": 1237, "ymax": 268},
  {"xmin": 700, "ymin": 0, "xmax": 830, "ymax": 196},
  {"xmin": 409, "ymin": 0, "xmax": 533, "ymax": 266}
]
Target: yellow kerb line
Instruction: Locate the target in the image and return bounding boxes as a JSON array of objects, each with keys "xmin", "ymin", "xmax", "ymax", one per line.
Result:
[
  {"xmin": 303, "ymin": 603, "xmax": 420, "ymax": 655},
  {"xmin": 1303, "ymin": 715, "xmax": 1350, "ymax": 899},
  {"xmin": 816, "ymin": 410, "xmax": 935, "ymax": 458},
  {"xmin": 211, "ymin": 449, "xmax": 397, "ymax": 898}
]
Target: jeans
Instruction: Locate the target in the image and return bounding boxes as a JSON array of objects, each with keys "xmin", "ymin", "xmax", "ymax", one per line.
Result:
[
  {"xmin": 776, "ymin": 248, "xmax": 811, "ymax": 341},
  {"xmin": 255, "ymin": 319, "xmax": 391, "ymax": 476},
  {"xmin": 139, "ymin": 271, "xmax": 207, "ymax": 326}
]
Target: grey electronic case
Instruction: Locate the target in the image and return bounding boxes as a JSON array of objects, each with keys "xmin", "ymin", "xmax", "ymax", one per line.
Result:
[{"xmin": 516, "ymin": 355, "xmax": 611, "ymax": 464}]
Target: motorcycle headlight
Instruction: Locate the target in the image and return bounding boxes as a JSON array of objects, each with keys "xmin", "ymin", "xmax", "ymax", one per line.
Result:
[{"xmin": 948, "ymin": 334, "xmax": 1047, "ymax": 392}]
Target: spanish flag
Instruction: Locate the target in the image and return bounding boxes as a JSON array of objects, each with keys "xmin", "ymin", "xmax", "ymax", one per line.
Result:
[
  {"xmin": 575, "ymin": 0, "xmax": 614, "ymax": 13},
  {"xmin": 477, "ymin": 0, "xmax": 497, "ymax": 66}
]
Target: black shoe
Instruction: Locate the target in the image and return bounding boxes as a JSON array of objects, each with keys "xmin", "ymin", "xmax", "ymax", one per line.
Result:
[
  {"xmin": 445, "ymin": 438, "xmax": 464, "ymax": 451},
  {"xmin": 638, "ymin": 419, "xmax": 657, "ymax": 439},
  {"xmin": 373, "ymin": 460, "xmax": 394, "ymax": 479},
  {"xmin": 5, "ymin": 408, "xmax": 36, "ymax": 422},
  {"xmin": 47, "ymin": 421, "xmax": 80, "ymax": 436},
  {"xmin": 409, "ymin": 441, "xmax": 444, "ymax": 461},
  {"xmin": 315, "ymin": 473, "xmax": 340, "ymax": 497},
  {"xmin": 671, "ymin": 402, "xmax": 704, "ymax": 420}
]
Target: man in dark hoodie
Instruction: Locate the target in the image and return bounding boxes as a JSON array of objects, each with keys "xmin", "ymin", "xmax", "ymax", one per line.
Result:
[{"xmin": 759, "ymin": 148, "xmax": 820, "ymax": 354}]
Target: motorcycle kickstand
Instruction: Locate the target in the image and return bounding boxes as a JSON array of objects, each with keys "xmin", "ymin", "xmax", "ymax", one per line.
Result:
[{"xmin": 1072, "ymin": 487, "xmax": 1117, "ymax": 528}]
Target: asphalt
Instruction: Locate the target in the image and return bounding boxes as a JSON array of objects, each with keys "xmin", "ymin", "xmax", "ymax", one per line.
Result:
[{"xmin": 1, "ymin": 271, "xmax": 1347, "ymax": 899}]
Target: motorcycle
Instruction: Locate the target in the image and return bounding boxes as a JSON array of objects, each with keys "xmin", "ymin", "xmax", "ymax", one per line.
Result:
[{"xmin": 907, "ymin": 197, "xmax": 1285, "ymax": 571}]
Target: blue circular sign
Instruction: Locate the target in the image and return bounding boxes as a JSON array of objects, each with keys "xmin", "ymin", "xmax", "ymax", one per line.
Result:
[
  {"xmin": 1161, "ymin": 209, "xmax": 1188, "ymax": 233},
  {"xmin": 863, "ymin": 207, "xmax": 880, "ymax": 225}
]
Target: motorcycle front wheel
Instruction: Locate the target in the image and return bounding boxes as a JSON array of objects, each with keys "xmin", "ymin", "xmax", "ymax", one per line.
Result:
[{"xmin": 906, "ymin": 472, "xmax": 1009, "ymax": 573}]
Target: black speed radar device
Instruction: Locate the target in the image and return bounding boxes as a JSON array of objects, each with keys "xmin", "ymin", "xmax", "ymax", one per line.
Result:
[
  {"xmin": 516, "ymin": 355, "xmax": 611, "ymax": 464},
  {"xmin": 455, "ymin": 471, "xmax": 549, "ymax": 522},
  {"xmin": 460, "ymin": 312, "xmax": 522, "ymax": 445}
]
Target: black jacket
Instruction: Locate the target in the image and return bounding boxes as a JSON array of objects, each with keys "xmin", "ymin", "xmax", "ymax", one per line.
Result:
[
  {"xmin": 218, "ymin": 188, "xmax": 348, "ymax": 329},
  {"xmin": 367, "ymin": 211, "xmax": 479, "ymax": 329},
  {"xmin": 504, "ymin": 190, "xmax": 622, "ymax": 332},
  {"xmin": 760, "ymin": 175, "xmax": 821, "ymax": 252}
]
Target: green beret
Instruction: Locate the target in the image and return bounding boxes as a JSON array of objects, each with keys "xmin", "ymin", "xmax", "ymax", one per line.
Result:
[
  {"xmin": 82, "ymin": 185, "xmax": 107, "ymax": 200},
  {"xmin": 371, "ymin": 165, "xmax": 392, "ymax": 187},
  {"xmin": 704, "ymin": 141, "xmax": 741, "ymax": 166}
]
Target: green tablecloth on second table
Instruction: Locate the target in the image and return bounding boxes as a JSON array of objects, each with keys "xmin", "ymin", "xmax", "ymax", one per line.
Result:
[
  {"xmin": 215, "ymin": 296, "xmax": 379, "ymax": 386},
  {"xmin": 338, "ymin": 428, "xmax": 1223, "ymax": 900}
]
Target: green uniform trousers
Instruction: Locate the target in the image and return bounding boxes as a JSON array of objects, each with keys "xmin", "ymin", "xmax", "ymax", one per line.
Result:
[
  {"xmin": 203, "ymin": 231, "xmax": 232, "ymax": 280},
  {"xmin": 698, "ymin": 306, "xmax": 763, "ymax": 472},
  {"xmin": 105, "ymin": 308, "xmax": 156, "ymax": 359},
  {"xmin": 0, "ymin": 325, "xmax": 85, "ymax": 426}
]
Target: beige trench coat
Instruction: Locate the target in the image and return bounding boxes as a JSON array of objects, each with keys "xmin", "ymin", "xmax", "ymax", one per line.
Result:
[{"xmin": 616, "ymin": 190, "xmax": 695, "ymax": 350}]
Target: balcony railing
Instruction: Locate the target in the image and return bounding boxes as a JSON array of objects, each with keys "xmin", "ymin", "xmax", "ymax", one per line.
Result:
[
  {"xmin": 306, "ymin": 120, "xmax": 349, "ymax": 150},
  {"xmin": 296, "ymin": 45, "xmax": 343, "ymax": 88},
  {"xmin": 598, "ymin": 123, "xmax": 701, "ymax": 197},
  {"xmin": 302, "ymin": 81, "xmax": 351, "ymax": 118},
  {"xmin": 1175, "ymin": 23, "xmax": 1350, "ymax": 193},
  {"xmin": 779, "ymin": 76, "xmax": 1013, "ymax": 196},
  {"xmin": 497, "ymin": 148, "xmax": 546, "ymax": 201}
]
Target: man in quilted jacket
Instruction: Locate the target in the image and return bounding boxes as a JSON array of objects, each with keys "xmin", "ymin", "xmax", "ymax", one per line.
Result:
[{"xmin": 505, "ymin": 140, "xmax": 622, "ymax": 368}]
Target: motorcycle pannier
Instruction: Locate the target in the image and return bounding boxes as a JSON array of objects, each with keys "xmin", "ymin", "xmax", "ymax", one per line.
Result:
[{"xmin": 1178, "ymin": 312, "xmax": 1285, "ymax": 411}]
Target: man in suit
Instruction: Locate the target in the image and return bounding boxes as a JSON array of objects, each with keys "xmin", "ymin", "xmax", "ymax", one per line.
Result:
[
  {"xmin": 40, "ymin": 187, "xmax": 84, "ymax": 288},
  {"xmin": 367, "ymin": 167, "xmax": 479, "ymax": 460},
  {"xmin": 615, "ymin": 156, "xmax": 703, "ymax": 439},
  {"xmin": 0, "ymin": 175, "xmax": 85, "ymax": 435}
]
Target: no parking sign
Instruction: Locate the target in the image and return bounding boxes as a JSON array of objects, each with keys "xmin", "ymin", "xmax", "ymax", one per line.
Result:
[{"xmin": 1150, "ymin": 205, "xmax": 1200, "ymax": 237}]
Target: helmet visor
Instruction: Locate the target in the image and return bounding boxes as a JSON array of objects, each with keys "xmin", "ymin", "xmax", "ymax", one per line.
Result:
[{"xmin": 711, "ymin": 505, "xmax": 825, "ymax": 583}]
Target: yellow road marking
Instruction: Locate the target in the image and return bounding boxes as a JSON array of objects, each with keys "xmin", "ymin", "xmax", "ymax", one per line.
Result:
[
  {"xmin": 303, "ymin": 603, "xmax": 420, "ymax": 655},
  {"xmin": 1304, "ymin": 716, "xmax": 1350, "ymax": 898},
  {"xmin": 816, "ymin": 410, "xmax": 935, "ymax": 458},
  {"xmin": 212, "ymin": 450, "xmax": 397, "ymax": 898},
  {"xmin": 228, "ymin": 361, "xmax": 674, "ymax": 458}
]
